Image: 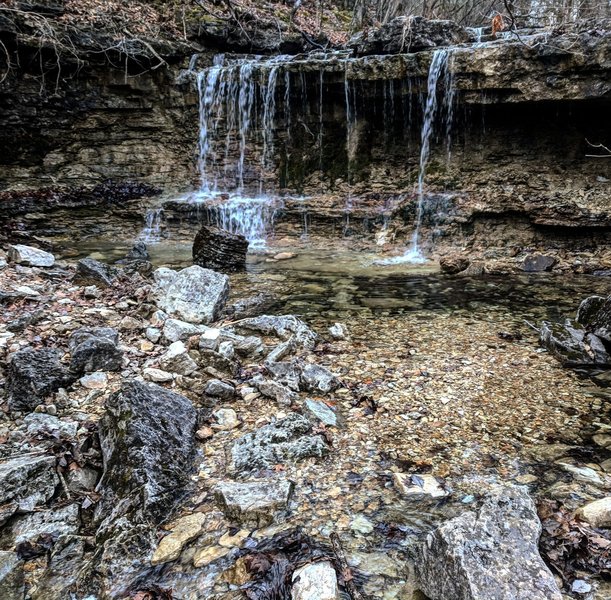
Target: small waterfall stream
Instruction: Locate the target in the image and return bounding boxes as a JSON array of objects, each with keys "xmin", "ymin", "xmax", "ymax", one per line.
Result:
[{"xmin": 186, "ymin": 48, "xmax": 456, "ymax": 255}]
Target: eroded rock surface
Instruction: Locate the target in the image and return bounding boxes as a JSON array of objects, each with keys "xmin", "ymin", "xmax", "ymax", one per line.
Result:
[
  {"xmin": 193, "ymin": 224, "xmax": 248, "ymax": 272},
  {"xmin": 415, "ymin": 485, "xmax": 562, "ymax": 600}
]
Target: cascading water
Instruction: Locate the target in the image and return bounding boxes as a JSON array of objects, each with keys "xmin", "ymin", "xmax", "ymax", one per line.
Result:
[
  {"xmin": 407, "ymin": 48, "xmax": 453, "ymax": 262},
  {"xmin": 190, "ymin": 55, "xmax": 297, "ymax": 247},
  {"xmin": 140, "ymin": 208, "xmax": 164, "ymax": 243}
]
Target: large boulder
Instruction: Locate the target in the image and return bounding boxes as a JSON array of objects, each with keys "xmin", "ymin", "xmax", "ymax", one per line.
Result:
[
  {"xmin": 193, "ymin": 224, "xmax": 248, "ymax": 272},
  {"xmin": 68, "ymin": 327, "xmax": 123, "ymax": 374},
  {"xmin": 6, "ymin": 347, "xmax": 75, "ymax": 412},
  {"xmin": 349, "ymin": 17, "xmax": 469, "ymax": 55},
  {"xmin": 576, "ymin": 294, "xmax": 611, "ymax": 343},
  {"xmin": 415, "ymin": 485, "xmax": 562, "ymax": 600},
  {"xmin": 7, "ymin": 244, "xmax": 55, "ymax": 267},
  {"xmin": 88, "ymin": 381, "xmax": 197, "ymax": 596},
  {"xmin": 540, "ymin": 320, "xmax": 609, "ymax": 365},
  {"xmin": 96, "ymin": 381, "xmax": 197, "ymax": 524},
  {"xmin": 153, "ymin": 265, "xmax": 229, "ymax": 324}
]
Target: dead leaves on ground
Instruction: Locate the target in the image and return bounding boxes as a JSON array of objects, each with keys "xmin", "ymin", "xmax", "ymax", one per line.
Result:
[{"xmin": 538, "ymin": 499, "xmax": 611, "ymax": 584}]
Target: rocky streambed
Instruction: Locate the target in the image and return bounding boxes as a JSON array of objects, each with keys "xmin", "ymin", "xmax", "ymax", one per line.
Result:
[{"xmin": 0, "ymin": 241, "xmax": 609, "ymax": 600}]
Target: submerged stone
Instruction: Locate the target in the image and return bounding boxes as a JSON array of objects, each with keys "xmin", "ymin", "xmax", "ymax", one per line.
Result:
[
  {"xmin": 291, "ymin": 561, "xmax": 340, "ymax": 600},
  {"xmin": 215, "ymin": 479, "xmax": 294, "ymax": 527},
  {"xmin": 231, "ymin": 413, "xmax": 328, "ymax": 472}
]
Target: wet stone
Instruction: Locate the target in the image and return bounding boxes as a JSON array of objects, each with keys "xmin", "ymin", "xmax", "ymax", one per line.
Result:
[
  {"xmin": 151, "ymin": 512, "xmax": 208, "ymax": 565},
  {"xmin": 231, "ymin": 413, "xmax": 328, "ymax": 472},
  {"xmin": 0, "ymin": 551, "xmax": 24, "ymax": 600},
  {"xmin": 193, "ymin": 225, "xmax": 248, "ymax": 272},
  {"xmin": 74, "ymin": 258, "xmax": 116, "ymax": 288},
  {"xmin": 5, "ymin": 504, "xmax": 80, "ymax": 547},
  {"xmin": 215, "ymin": 479, "xmax": 294, "ymax": 527}
]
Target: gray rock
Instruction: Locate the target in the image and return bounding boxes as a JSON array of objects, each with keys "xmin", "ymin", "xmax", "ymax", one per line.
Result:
[
  {"xmin": 265, "ymin": 338, "xmax": 297, "ymax": 365},
  {"xmin": 143, "ymin": 367, "xmax": 174, "ymax": 383},
  {"xmin": 522, "ymin": 253, "xmax": 557, "ymax": 272},
  {"xmin": 7, "ymin": 347, "xmax": 74, "ymax": 412},
  {"xmin": 5, "ymin": 504, "xmax": 80, "ymax": 546},
  {"xmin": 74, "ymin": 258, "xmax": 116, "ymax": 288},
  {"xmin": 226, "ymin": 292, "xmax": 276, "ymax": 319},
  {"xmin": 163, "ymin": 318, "xmax": 210, "ymax": 343},
  {"xmin": 199, "ymin": 348, "xmax": 239, "ymax": 375},
  {"xmin": 69, "ymin": 327, "xmax": 123, "ymax": 374},
  {"xmin": 23, "ymin": 413, "xmax": 78, "ymax": 439},
  {"xmin": 218, "ymin": 340, "xmax": 235, "ymax": 360},
  {"xmin": 220, "ymin": 331, "xmax": 265, "ymax": 358},
  {"xmin": 540, "ymin": 320, "xmax": 609, "ymax": 364},
  {"xmin": 0, "ymin": 455, "xmax": 58, "ymax": 517},
  {"xmin": 300, "ymin": 363, "xmax": 341, "ymax": 394},
  {"xmin": 8, "ymin": 244, "xmax": 55, "ymax": 267},
  {"xmin": 252, "ymin": 375, "xmax": 298, "ymax": 406},
  {"xmin": 205, "ymin": 379, "xmax": 235, "ymax": 399},
  {"xmin": 153, "ymin": 265, "xmax": 229, "ymax": 324},
  {"xmin": 0, "ymin": 551, "xmax": 24, "ymax": 600},
  {"xmin": 88, "ymin": 381, "xmax": 197, "ymax": 597},
  {"xmin": 576, "ymin": 295, "xmax": 606, "ymax": 327},
  {"xmin": 266, "ymin": 361, "xmax": 302, "ymax": 391},
  {"xmin": 30, "ymin": 535, "xmax": 85, "ymax": 600},
  {"xmin": 304, "ymin": 399, "xmax": 337, "ymax": 427},
  {"xmin": 96, "ymin": 381, "xmax": 197, "ymax": 524},
  {"xmin": 67, "ymin": 467, "xmax": 99, "ymax": 494},
  {"xmin": 215, "ymin": 479, "xmax": 294, "ymax": 527},
  {"xmin": 576, "ymin": 293, "xmax": 611, "ymax": 344},
  {"xmin": 199, "ymin": 328, "xmax": 221, "ymax": 350},
  {"xmin": 234, "ymin": 315, "xmax": 318, "ymax": 350},
  {"xmin": 328, "ymin": 323, "xmax": 347, "ymax": 340},
  {"xmin": 292, "ymin": 561, "xmax": 340, "ymax": 600},
  {"xmin": 231, "ymin": 413, "xmax": 328, "ymax": 473},
  {"xmin": 159, "ymin": 341, "xmax": 198, "ymax": 375},
  {"xmin": 415, "ymin": 485, "xmax": 562, "ymax": 600}
]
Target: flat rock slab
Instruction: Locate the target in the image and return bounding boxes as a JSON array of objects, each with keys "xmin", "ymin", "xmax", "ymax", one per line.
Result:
[
  {"xmin": 231, "ymin": 413, "xmax": 328, "ymax": 473},
  {"xmin": 415, "ymin": 484, "xmax": 562, "ymax": 600},
  {"xmin": 153, "ymin": 265, "xmax": 229, "ymax": 324},
  {"xmin": 215, "ymin": 479, "xmax": 294, "ymax": 527},
  {"xmin": 4, "ymin": 504, "xmax": 80, "ymax": 547},
  {"xmin": 8, "ymin": 244, "xmax": 55, "ymax": 267}
]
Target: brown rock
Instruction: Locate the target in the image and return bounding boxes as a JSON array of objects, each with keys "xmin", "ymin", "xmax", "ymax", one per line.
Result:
[{"xmin": 193, "ymin": 225, "xmax": 248, "ymax": 272}]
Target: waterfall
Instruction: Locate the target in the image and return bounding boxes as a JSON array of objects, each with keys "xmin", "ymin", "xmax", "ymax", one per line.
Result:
[
  {"xmin": 191, "ymin": 55, "xmax": 299, "ymax": 246},
  {"xmin": 140, "ymin": 208, "xmax": 164, "ymax": 243},
  {"xmin": 407, "ymin": 49, "xmax": 453, "ymax": 262},
  {"xmin": 344, "ymin": 70, "xmax": 357, "ymax": 225}
]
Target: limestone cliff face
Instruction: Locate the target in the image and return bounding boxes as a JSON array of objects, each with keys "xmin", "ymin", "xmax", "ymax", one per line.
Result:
[{"xmin": 0, "ymin": 11, "xmax": 609, "ymax": 254}]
